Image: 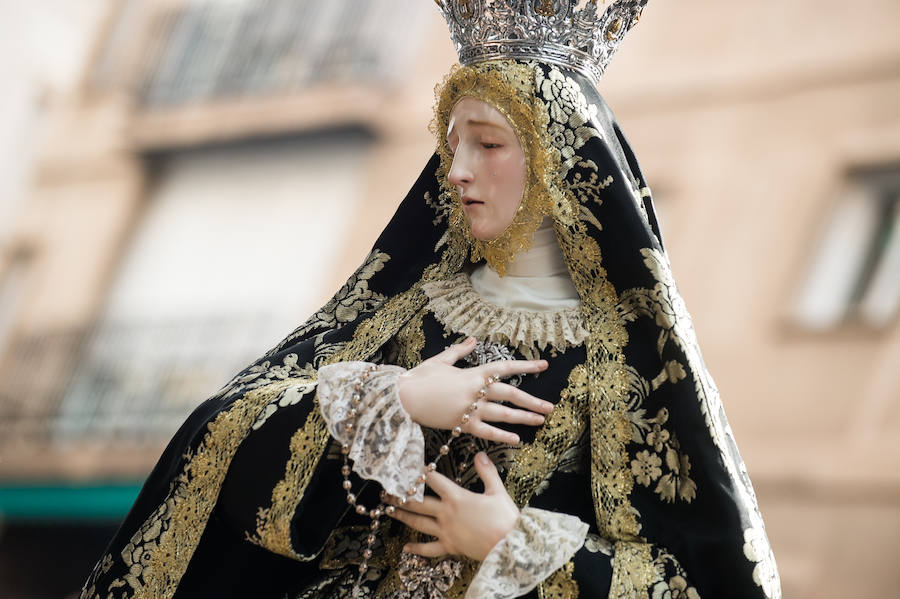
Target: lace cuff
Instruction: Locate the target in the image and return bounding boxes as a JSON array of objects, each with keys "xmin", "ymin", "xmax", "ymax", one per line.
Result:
[
  {"xmin": 465, "ymin": 507, "xmax": 588, "ymax": 599},
  {"xmin": 317, "ymin": 362, "xmax": 426, "ymax": 501}
]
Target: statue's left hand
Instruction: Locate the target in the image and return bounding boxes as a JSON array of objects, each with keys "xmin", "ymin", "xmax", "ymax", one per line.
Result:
[{"xmin": 387, "ymin": 451, "xmax": 519, "ymax": 561}]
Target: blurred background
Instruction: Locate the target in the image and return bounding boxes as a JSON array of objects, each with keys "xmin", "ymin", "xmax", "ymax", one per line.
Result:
[{"xmin": 0, "ymin": 0, "xmax": 898, "ymax": 597}]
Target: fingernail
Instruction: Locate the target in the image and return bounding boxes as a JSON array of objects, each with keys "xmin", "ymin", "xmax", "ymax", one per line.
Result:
[{"xmin": 402, "ymin": 545, "xmax": 410, "ymax": 553}]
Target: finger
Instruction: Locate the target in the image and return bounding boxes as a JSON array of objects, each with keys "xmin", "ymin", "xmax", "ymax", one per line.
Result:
[
  {"xmin": 488, "ymin": 383, "xmax": 554, "ymax": 414},
  {"xmin": 434, "ymin": 337, "xmax": 477, "ymax": 365},
  {"xmin": 477, "ymin": 401, "xmax": 546, "ymax": 427},
  {"xmin": 467, "ymin": 421, "xmax": 520, "ymax": 445},
  {"xmin": 390, "ymin": 509, "xmax": 441, "ymax": 537},
  {"xmin": 403, "ymin": 541, "xmax": 448, "ymax": 558},
  {"xmin": 424, "ymin": 470, "xmax": 460, "ymax": 499},
  {"xmin": 476, "ymin": 359, "xmax": 548, "ymax": 380},
  {"xmin": 473, "ymin": 451, "xmax": 504, "ymax": 494},
  {"xmin": 396, "ymin": 495, "xmax": 441, "ymax": 517}
]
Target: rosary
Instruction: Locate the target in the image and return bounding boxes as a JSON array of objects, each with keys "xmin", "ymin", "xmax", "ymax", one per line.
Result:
[{"xmin": 340, "ymin": 365, "xmax": 499, "ymax": 595}]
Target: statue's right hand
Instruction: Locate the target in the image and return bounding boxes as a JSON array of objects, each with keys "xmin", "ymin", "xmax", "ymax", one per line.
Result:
[{"xmin": 396, "ymin": 337, "xmax": 553, "ymax": 445}]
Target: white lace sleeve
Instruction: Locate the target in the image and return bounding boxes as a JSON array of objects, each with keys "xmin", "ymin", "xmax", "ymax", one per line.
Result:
[
  {"xmin": 465, "ymin": 507, "xmax": 589, "ymax": 599},
  {"xmin": 317, "ymin": 361, "xmax": 426, "ymax": 502}
]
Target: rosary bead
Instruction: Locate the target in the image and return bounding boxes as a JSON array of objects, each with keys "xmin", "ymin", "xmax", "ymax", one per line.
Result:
[
  {"xmin": 407, "ymin": 486, "xmax": 417, "ymax": 496},
  {"xmin": 341, "ymin": 444, "xmax": 350, "ymax": 455},
  {"xmin": 417, "ymin": 473, "xmax": 427, "ymax": 483},
  {"xmin": 476, "ymin": 388, "xmax": 487, "ymax": 399},
  {"xmin": 470, "ymin": 401, "xmax": 480, "ymax": 411},
  {"xmin": 370, "ymin": 508, "xmax": 382, "ymax": 518},
  {"xmin": 358, "ymin": 563, "xmax": 368, "ymax": 574},
  {"xmin": 385, "ymin": 505, "xmax": 396, "ymax": 516},
  {"xmin": 347, "ymin": 493, "xmax": 356, "ymax": 504},
  {"xmin": 461, "ymin": 413, "xmax": 470, "ymax": 424},
  {"xmin": 349, "ymin": 408, "xmax": 358, "ymax": 418},
  {"xmin": 342, "ymin": 465, "xmax": 351, "ymax": 476},
  {"xmin": 356, "ymin": 504, "xmax": 367, "ymax": 515},
  {"xmin": 362, "ymin": 548, "xmax": 373, "ymax": 559},
  {"xmin": 351, "ymin": 393, "xmax": 362, "ymax": 405},
  {"xmin": 367, "ymin": 534, "xmax": 376, "ymax": 544},
  {"xmin": 439, "ymin": 445, "xmax": 450, "ymax": 455},
  {"xmin": 426, "ymin": 462, "xmax": 437, "ymax": 472},
  {"xmin": 345, "ymin": 422, "xmax": 354, "ymax": 434},
  {"xmin": 452, "ymin": 426, "xmax": 462, "ymax": 437},
  {"xmin": 370, "ymin": 519, "xmax": 380, "ymax": 530},
  {"xmin": 399, "ymin": 496, "xmax": 407, "ymax": 505},
  {"xmin": 343, "ymin": 480, "xmax": 353, "ymax": 491}
]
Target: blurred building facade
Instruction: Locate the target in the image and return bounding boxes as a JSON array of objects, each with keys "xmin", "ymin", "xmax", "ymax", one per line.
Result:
[{"xmin": 0, "ymin": 1, "xmax": 898, "ymax": 597}]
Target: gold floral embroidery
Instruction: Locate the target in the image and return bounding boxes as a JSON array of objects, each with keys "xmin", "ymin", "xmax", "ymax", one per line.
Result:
[
  {"xmin": 620, "ymin": 247, "xmax": 780, "ymax": 595},
  {"xmin": 504, "ymin": 363, "xmax": 589, "ymax": 507},
  {"xmin": 392, "ymin": 306, "xmax": 427, "ymax": 369},
  {"xmin": 628, "ymin": 406, "xmax": 697, "ymax": 504},
  {"xmin": 533, "ymin": 66, "xmax": 600, "ymax": 176},
  {"xmin": 538, "ymin": 560, "xmax": 579, "ymax": 599},
  {"xmin": 651, "ymin": 576, "xmax": 701, "ymax": 599},
  {"xmin": 81, "ymin": 380, "xmax": 298, "ymax": 599},
  {"xmin": 268, "ymin": 250, "xmax": 391, "ymax": 355},
  {"xmin": 610, "ymin": 542, "xmax": 659, "ymax": 599},
  {"xmin": 743, "ymin": 523, "xmax": 781, "ymax": 599},
  {"xmin": 209, "ymin": 351, "xmax": 317, "ymax": 404},
  {"xmin": 248, "ymin": 394, "xmax": 331, "ymax": 559},
  {"xmin": 514, "ymin": 63, "xmax": 642, "ymax": 545}
]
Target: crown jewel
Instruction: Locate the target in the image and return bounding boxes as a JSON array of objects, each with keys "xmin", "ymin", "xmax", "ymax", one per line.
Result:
[{"xmin": 435, "ymin": 0, "xmax": 648, "ymax": 86}]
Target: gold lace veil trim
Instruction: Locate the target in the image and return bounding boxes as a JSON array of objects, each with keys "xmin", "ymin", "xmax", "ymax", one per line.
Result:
[{"xmin": 432, "ymin": 61, "xmax": 559, "ymax": 276}]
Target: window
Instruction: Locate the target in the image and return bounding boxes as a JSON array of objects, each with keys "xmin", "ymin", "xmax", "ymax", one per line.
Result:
[
  {"xmin": 793, "ymin": 168, "xmax": 900, "ymax": 330},
  {"xmin": 55, "ymin": 130, "xmax": 375, "ymax": 441}
]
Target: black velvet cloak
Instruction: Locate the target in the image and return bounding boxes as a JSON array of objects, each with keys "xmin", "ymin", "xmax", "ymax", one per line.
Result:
[{"xmin": 80, "ymin": 60, "xmax": 781, "ymax": 599}]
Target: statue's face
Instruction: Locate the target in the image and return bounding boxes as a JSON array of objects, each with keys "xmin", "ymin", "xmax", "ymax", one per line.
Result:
[{"xmin": 447, "ymin": 97, "xmax": 526, "ymax": 241}]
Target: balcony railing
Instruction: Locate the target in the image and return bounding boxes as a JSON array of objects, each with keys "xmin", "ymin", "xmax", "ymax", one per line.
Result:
[
  {"xmin": 96, "ymin": 0, "xmax": 428, "ymax": 107},
  {"xmin": 0, "ymin": 315, "xmax": 289, "ymax": 446}
]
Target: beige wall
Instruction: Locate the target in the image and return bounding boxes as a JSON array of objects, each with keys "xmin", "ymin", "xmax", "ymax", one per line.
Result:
[{"xmin": 1, "ymin": 1, "xmax": 899, "ymax": 596}]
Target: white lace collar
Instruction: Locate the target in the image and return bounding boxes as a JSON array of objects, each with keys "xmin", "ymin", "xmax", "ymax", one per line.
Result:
[{"xmin": 421, "ymin": 273, "xmax": 588, "ymax": 354}]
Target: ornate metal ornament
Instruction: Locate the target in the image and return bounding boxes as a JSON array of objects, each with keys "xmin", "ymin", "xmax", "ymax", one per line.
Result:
[{"xmin": 435, "ymin": 0, "xmax": 649, "ymax": 86}]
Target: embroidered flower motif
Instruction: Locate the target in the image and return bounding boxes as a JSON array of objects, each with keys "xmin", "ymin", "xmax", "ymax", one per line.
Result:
[
  {"xmin": 538, "ymin": 68, "xmax": 594, "ymax": 127},
  {"xmin": 546, "ymin": 121, "xmax": 600, "ymax": 175},
  {"xmin": 584, "ymin": 533, "xmax": 614, "ymax": 556},
  {"xmin": 631, "ymin": 450, "xmax": 662, "ymax": 486},
  {"xmin": 655, "ymin": 448, "xmax": 697, "ymax": 503},
  {"xmin": 548, "ymin": 122, "xmax": 577, "ymax": 158},
  {"xmin": 646, "ymin": 422, "xmax": 670, "ymax": 453},
  {"xmin": 651, "ymin": 576, "xmax": 701, "ymax": 599},
  {"xmin": 743, "ymin": 526, "xmax": 781, "ymax": 598}
]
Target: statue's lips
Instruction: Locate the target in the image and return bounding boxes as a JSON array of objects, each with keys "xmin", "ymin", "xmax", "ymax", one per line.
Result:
[{"xmin": 462, "ymin": 196, "xmax": 484, "ymax": 207}]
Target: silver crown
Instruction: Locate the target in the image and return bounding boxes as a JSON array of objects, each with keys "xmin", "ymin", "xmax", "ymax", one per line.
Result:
[{"xmin": 435, "ymin": 0, "xmax": 649, "ymax": 86}]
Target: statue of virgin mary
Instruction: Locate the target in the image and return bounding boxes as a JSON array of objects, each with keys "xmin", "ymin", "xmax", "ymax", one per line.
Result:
[{"xmin": 81, "ymin": 2, "xmax": 781, "ymax": 598}]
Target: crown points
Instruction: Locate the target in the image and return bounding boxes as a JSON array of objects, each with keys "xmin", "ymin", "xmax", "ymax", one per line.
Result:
[{"xmin": 436, "ymin": 0, "xmax": 648, "ymax": 85}]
